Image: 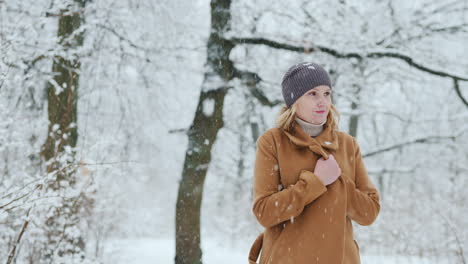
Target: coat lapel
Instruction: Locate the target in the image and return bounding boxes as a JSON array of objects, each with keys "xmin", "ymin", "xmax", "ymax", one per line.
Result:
[{"xmin": 283, "ymin": 114, "xmax": 338, "ymax": 159}]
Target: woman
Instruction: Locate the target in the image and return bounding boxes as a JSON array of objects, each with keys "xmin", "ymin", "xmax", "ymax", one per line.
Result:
[{"xmin": 248, "ymin": 62, "xmax": 380, "ymax": 264}]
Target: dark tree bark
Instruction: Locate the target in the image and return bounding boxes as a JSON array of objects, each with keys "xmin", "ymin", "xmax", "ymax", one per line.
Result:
[
  {"xmin": 175, "ymin": 0, "xmax": 233, "ymax": 263},
  {"xmin": 348, "ymin": 94, "xmax": 359, "ymax": 137},
  {"xmin": 40, "ymin": 0, "xmax": 91, "ymax": 260}
]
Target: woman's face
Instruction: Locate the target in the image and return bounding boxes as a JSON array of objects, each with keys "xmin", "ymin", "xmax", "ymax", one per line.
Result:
[{"xmin": 295, "ymin": 85, "xmax": 332, "ymax": 125}]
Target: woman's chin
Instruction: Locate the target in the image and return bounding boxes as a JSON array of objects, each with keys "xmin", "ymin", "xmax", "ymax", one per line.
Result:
[{"xmin": 310, "ymin": 119, "xmax": 326, "ymax": 125}]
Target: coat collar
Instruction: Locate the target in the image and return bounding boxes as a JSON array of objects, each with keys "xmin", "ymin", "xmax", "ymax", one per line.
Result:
[{"xmin": 283, "ymin": 114, "xmax": 338, "ymax": 159}]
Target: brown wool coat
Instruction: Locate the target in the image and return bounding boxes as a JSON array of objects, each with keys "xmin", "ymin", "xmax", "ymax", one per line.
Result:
[{"xmin": 248, "ymin": 116, "xmax": 380, "ymax": 264}]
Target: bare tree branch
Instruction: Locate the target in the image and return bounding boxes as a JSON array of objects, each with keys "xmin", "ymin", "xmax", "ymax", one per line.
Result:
[
  {"xmin": 6, "ymin": 207, "xmax": 32, "ymax": 264},
  {"xmin": 95, "ymin": 23, "xmax": 204, "ymax": 54},
  {"xmin": 228, "ymin": 37, "xmax": 468, "ymax": 107},
  {"xmin": 454, "ymin": 79, "xmax": 468, "ymax": 107},
  {"xmin": 233, "ymin": 69, "xmax": 283, "ymax": 107},
  {"xmin": 363, "ymin": 134, "xmax": 462, "ymax": 158}
]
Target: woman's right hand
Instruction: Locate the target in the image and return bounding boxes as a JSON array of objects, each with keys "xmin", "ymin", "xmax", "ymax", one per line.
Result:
[{"xmin": 314, "ymin": 154, "xmax": 342, "ymax": 186}]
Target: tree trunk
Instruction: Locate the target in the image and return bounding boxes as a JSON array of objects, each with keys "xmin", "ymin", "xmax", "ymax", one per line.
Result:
[
  {"xmin": 40, "ymin": 0, "xmax": 90, "ymax": 260},
  {"xmin": 348, "ymin": 98, "xmax": 359, "ymax": 137},
  {"xmin": 348, "ymin": 60, "xmax": 364, "ymax": 138},
  {"xmin": 175, "ymin": 0, "xmax": 233, "ymax": 263}
]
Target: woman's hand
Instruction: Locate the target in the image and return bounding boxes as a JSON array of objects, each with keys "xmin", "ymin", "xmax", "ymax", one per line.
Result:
[{"xmin": 314, "ymin": 154, "xmax": 342, "ymax": 186}]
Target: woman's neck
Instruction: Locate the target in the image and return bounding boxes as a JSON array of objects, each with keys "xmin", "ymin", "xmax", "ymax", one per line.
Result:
[{"xmin": 295, "ymin": 117, "xmax": 325, "ymax": 137}]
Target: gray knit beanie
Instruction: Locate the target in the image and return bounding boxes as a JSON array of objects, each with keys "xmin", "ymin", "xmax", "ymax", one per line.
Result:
[{"xmin": 281, "ymin": 62, "xmax": 332, "ymax": 108}]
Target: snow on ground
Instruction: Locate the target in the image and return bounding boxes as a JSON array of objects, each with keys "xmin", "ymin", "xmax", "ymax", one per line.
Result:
[{"xmin": 101, "ymin": 237, "xmax": 448, "ymax": 264}]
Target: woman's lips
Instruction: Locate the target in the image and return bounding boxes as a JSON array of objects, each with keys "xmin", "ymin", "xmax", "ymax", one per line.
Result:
[{"xmin": 315, "ymin": 110, "xmax": 326, "ymax": 114}]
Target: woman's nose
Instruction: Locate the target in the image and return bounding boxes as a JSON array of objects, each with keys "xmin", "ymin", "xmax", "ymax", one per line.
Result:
[{"xmin": 317, "ymin": 97, "xmax": 326, "ymax": 107}]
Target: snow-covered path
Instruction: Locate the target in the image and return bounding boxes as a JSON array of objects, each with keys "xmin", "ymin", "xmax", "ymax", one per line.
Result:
[
  {"xmin": 101, "ymin": 237, "xmax": 446, "ymax": 264},
  {"xmin": 102, "ymin": 237, "xmax": 246, "ymax": 263}
]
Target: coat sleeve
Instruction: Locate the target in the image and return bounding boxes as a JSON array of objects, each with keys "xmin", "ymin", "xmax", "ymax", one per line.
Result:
[
  {"xmin": 252, "ymin": 132, "xmax": 328, "ymax": 229},
  {"xmin": 346, "ymin": 137, "xmax": 381, "ymax": 226}
]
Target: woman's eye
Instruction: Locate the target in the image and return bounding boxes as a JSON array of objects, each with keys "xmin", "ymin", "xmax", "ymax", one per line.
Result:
[
  {"xmin": 308, "ymin": 92, "xmax": 315, "ymax": 96},
  {"xmin": 325, "ymin": 92, "xmax": 331, "ymax": 96}
]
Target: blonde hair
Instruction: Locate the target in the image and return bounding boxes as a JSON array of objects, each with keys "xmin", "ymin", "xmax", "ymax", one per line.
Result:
[{"xmin": 275, "ymin": 103, "xmax": 340, "ymax": 132}]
